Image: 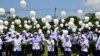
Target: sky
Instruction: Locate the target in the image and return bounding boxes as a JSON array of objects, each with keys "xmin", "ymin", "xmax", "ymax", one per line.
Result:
[{"xmin": 0, "ymin": 0, "xmax": 100, "ymax": 18}]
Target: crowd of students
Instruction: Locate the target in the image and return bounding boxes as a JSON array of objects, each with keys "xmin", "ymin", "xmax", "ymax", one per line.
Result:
[{"xmin": 0, "ymin": 28, "xmax": 100, "ymax": 56}]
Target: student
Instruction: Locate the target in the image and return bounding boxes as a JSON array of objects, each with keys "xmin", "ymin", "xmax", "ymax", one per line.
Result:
[
  {"xmin": 5, "ymin": 33, "xmax": 22, "ymax": 56},
  {"xmin": 30, "ymin": 32, "xmax": 42, "ymax": 56},
  {"xmin": 71, "ymin": 33, "xmax": 78, "ymax": 55},
  {"xmin": 58, "ymin": 31, "xmax": 64, "ymax": 53},
  {"xmin": 38, "ymin": 29, "xmax": 46, "ymax": 55},
  {"xmin": 21, "ymin": 31, "xmax": 29, "ymax": 56},
  {"xmin": 80, "ymin": 34, "xmax": 89, "ymax": 56},
  {"xmin": 62, "ymin": 35, "xmax": 72, "ymax": 56},
  {"xmin": 52, "ymin": 27, "xmax": 58, "ymax": 56},
  {"xmin": 96, "ymin": 34, "xmax": 100, "ymax": 56},
  {"xmin": 47, "ymin": 35, "xmax": 55, "ymax": 56},
  {"xmin": 0, "ymin": 33, "xmax": 3, "ymax": 56},
  {"xmin": 5, "ymin": 33, "xmax": 13, "ymax": 56},
  {"xmin": 13, "ymin": 33, "xmax": 22, "ymax": 56},
  {"xmin": 90, "ymin": 33, "xmax": 98, "ymax": 56}
]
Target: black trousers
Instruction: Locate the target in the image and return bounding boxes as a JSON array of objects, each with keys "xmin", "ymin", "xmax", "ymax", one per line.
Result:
[
  {"xmin": 81, "ymin": 51, "xmax": 88, "ymax": 56},
  {"xmin": 89, "ymin": 44, "xmax": 96, "ymax": 56},
  {"xmin": 59, "ymin": 41, "xmax": 64, "ymax": 53},
  {"xmin": 6, "ymin": 44, "xmax": 13, "ymax": 56},
  {"xmin": 48, "ymin": 51, "xmax": 55, "ymax": 56},
  {"xmin": 0, "ymin": 50, "xmax": 2, "ymax": 56},
  {"xmin": 96, "ymin": 50, "xmax": 100, "ymax": 56},
  {"xmin": 28, "ymin": 44, "xmax": 32, "ymax": 54},
  {"xmin": 40, "ymin": 44, "xmax": 45, "ymax": 55},
  {"xmin": 22, "ymin": 44, "xmax": 28, "ymax": 56},
  {"xmin": 32, "ymin": 50, "xmax": 40, "ymax": 56},
  {"xmin": 13, "ymin": 51, "xmax": 22, "ymax": 56},
  {"xmin": 64, "ymin": 51, "xmax": 71, "ymax": 56},
  {"xmin": 72, "ymin": 44, "xmax": 78, "ymax": 54}
]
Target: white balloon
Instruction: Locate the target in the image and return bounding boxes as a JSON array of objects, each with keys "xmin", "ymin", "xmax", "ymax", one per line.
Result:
[
  {"xmin": 12, "ymin": 14, "xmax": 16, "ymax": 18},
  {"xmin": 54, "ymin": 25, "xmax": 56, "ymax": 27},
  {"xmin": 24, "ymin": 20, "xmax": 27, "ymax": 24},
  {"xmin": 38, "ymin": 29, "xmax": 42, "ymax": 33},
  {"xmin": 0, "ymin": 20, "xmax": 3, "ymax": 25},
  {"xmin": 4, "ymin": 26, "xmax": 7, "ymax": 29},
  {"xmin": 10, "ymin": 25, "xmax": 15, "ymax": 29},
  {"xmin": 4, "ymin": 21, "xmax": 9, "ymax": 26},
  {"xmin": 65, "ymin": 23, "xmax": 68, "ymax": 26},
  {"xmin": 34, "ymin": 21, "xmax": 37, "ymax": 25},
  {"xmin": 82, "ymin": 23, "xmax": 85, "ymax": 27},
  {"xmin": 41, "ymin": 17, "xmax": 47, "ymax": 23},
  {"xmin": 53, "ymin": 19, "xmax": 59, "ymax": 25},
  {"xmin": 10, "ymin": 8, "xmax": 15, "ymax": 14},
  {"xmin": 0, "ymin": 8, "xmax": 5, "ymax": 16},
  {"xmin": 68, "ymin": 21, "xmax": 75, "ymax": 27},
  {"xmin": 70, "ymin": 18, "xmax": 74, "ymax": 22},
  {"xmin": 95, "ymin": 28, "xmax": 98, "ymax": 32},
  {"xmin": 28, "ymin": 20, "xmax": 31, "ymax": 23},
  {"xmin": 60, "ymin": 23, "xmax": 64, "ymax": 27},
  {"xmin": 79, "ymin": 21, "xmax": 83, "ymax": 25},
  {"xmin": 33, "ymin": 26, "xmax": 36, "ymax": 28},
  {"xmin": 88, "ymin": 27, "xmax": 91, "ymax": 30},
  {"xmin": 31, "ymin": 17, "xmax": 36, "ymax": 22},
  {"xmin": 77, "ymin": 9, "xmax": 83, "ymax": 17},
  {"xmin": 79, "ymin": 28, "xmax": 82, "ymax": 32},
  {"xmin": 12, "ymin": 21, "xmax": 15, "ymax": 25},
  {"xmin": 97, "ymin": 25, "xmax": 100, "ymax": 27},
  {"xmin": 46, "ymin": 23, "xmax": 51, "ymax": 29},
  {"xmin": 61, "ymin": 11, "xmax": 67, "ymax": 18},
  {"xmin": 43, "ymin": 26, "xmax": 46, "ymax": 29},
  {"xmin": 85, "ymin": 24, "xmax": 89, "ymax": 28},
  {"xmin": 36, "ymin": 24, "xmax": 40, "ymax": 28},
  {"xmin": 72, "ymin": 28, "xmax": 76, "ymax": 32},
  {"xmin": 88, "ymin": 22, "xmax": 93, "ymax": 27},
  {"xmin": 63, "ymin": 30, "xmax": 68, "ymax": 35},
  {"xmin": 29, "ymin": 10, "xmax": 36, "ymax": 17},
  {"xmin": 95, "ymin": 21, "xmax": 99, "ymax": 25},
  {"xmin": 19, "ymin": 25, "xmax": 22, "ymax": 27},
  {"xmin": 24, "ymin": 24, "xmax": 30, "ymax": 30},
  {"xmin": 45, "ymin": 15, "xmax": 52, "ymax": 22},
  {"xmin": 61, "ymin": 19, "xmax": 65, "ymax": 23},
  {"xmin": 84, "ymin": 16, "xmax": 89, "ymax": 22},
  {"xmin": 20, "ymin": 0, "xmax": 27, "ymax": 8},
  {"xmin": 47, "ymin": 30, "xmax": 50, "ymax": 34},
  {"xmin": 15, "ymin": 19, "xmax": 21, "ymax": 25},
  {"xmin": 95, "ymin": 12, "xmax": 100, "ymax": 19}
]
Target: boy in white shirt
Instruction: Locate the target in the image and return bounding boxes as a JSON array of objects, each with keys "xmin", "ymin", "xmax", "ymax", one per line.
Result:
[
  {"xmin": 80, "ymin": 34, "xmax": 89, "ymax": 56},
  {"xmin": 47, "ymin": 35, "xmax": 55, "ymax": 56},
  {"xmin": 96, "ymin": 34, "xmax": 100, "ymax": 56},
  {"xmin": 62, "ymin": 35, "xmax": 72, "ymax": 56}
]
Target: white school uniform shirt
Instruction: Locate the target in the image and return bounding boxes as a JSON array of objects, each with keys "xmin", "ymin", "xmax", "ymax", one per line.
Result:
[
  {"xmin": 52, "ymin": 32, "xmax": 58, "ymax": 41},
  {"xmin": 47, "ymin": 39, "xmax": 55, "ymax": 51},
  {"xmin": 96, "ymin": 36, "xmax": 100, "ymax": 50},
  {"xmin": 81, "ymin": 35, "xmax": 89, "ymax": 52},
  {"xmin": 30, "ymin": 36, "xmax": 41, "ymax": 50},
  {"xmin": 87, "ymin": 31, "xmax": 93, "ymax": 39},
  {"xmin": 0, "ymin": 38, "xmax": 3, "ymax": 50},
  {"xmin": 62, "ymin": 35, "xmax": 72, "ymax": 51},
  {"xmin": 13, "ymin": 37, "xmax": 22, "ymax": 51},
  {"xmin": 92, "ymin": 34, "xmax": 98, "ymax": 41},
  {"xmin": 71, "ymin": 35, "xmax": 78, "ymax": 45}
]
